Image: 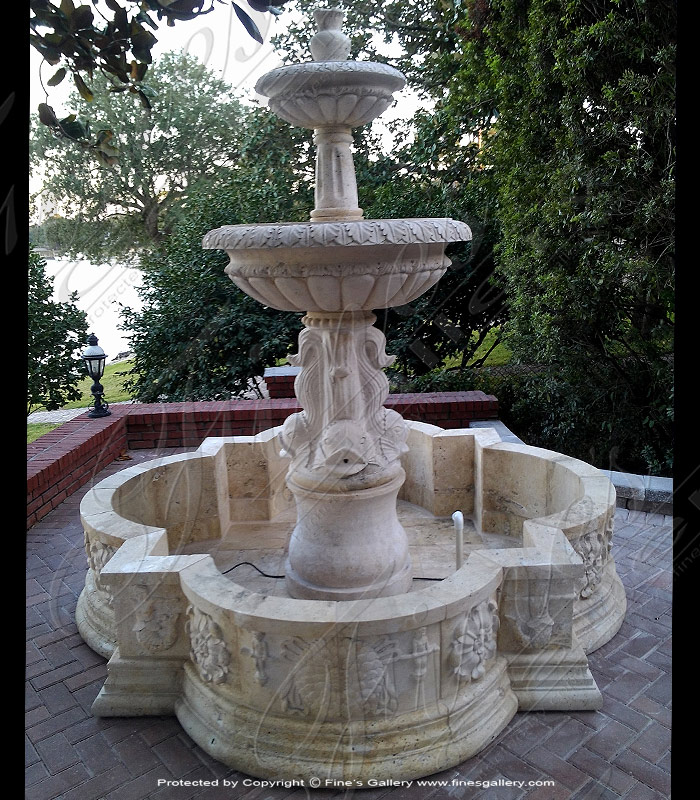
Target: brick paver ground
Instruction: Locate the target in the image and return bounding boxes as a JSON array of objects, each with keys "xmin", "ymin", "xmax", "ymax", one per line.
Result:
[{"xmin": 26, "ymin": 447, "xmax": 672, "ymax": 799}]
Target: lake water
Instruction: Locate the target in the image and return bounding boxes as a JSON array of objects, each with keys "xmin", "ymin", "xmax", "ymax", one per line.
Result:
[{"xmin": 44, "ymin": 259, "xmax": 144, "ymax": 362}]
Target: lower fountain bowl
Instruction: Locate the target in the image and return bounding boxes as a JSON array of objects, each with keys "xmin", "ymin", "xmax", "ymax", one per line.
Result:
[{"xmin": 77, "ymin": 422, "xmax": 625, "ymax": 782}]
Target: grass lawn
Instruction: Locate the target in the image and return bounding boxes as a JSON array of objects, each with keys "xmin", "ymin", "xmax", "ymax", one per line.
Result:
[
  {"xmin": 27, "ymin": 423, "xmax": 60, "ymax": 444},
  {"xmin": 444, "ymin": 328, "xmax": 513, "ymax": 369},
  {"xmin": 28, "ymin": 360, "xmax": 135, "ymax": 444},
  {"xmin": 28, "ymin": 360, "xmax": 135, "ymax": 414}
]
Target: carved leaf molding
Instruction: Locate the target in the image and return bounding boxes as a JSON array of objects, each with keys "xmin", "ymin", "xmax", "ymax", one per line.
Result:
[{"xmin": 203, "ymin": 218, "xmax": 472, "ymax": 252}]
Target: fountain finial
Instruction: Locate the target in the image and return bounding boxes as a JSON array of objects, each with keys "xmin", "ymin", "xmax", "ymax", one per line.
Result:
[{"xmin": 310, "ymin": 7, "xmax": 351, "ymax": 61}]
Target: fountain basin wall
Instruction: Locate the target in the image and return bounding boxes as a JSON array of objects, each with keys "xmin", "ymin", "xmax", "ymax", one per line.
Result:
[{"xmin": 77, "ymin": 423, "xmax": 626, "ymax": 781}]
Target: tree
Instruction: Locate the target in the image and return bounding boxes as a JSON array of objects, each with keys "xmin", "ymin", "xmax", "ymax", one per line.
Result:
[
  {"xmin": 30, "ymin": 1, "xmax": 286, "ymax": 155},
  {"xmin": 31, "ymin": 51, "xmax": 251, "ymax": 261},
  {"xmin": 364, "ymin": 168, "xmax": 507, "ymax": 380},
  {"xmin": 450, "ymin": 0, "xmax": 675, "ymax": 475},
  {"xmin": 120, "ymin": 105, "xmax": 314, "ymax": 401},
  {"xmin": 28, "ymin": 245, "xmax": 89, "ymax": 414}
]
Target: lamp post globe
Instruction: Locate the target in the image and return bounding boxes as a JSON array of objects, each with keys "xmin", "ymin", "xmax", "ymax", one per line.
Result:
[{"xmin": 81, "ymin": 333, "xmax": 111, "ymax": 418}]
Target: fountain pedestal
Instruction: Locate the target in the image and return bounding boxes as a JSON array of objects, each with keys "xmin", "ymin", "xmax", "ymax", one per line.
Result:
[
  {"xmin": 203, "ymin": 10, "xmax": 473, "ymax": 601},
  {"xmin": 280, "ymin": 310, "xmax": 412, "ymax": 598},
  {"xmin": 285, "ymin": 464, "xmax": 412, "ymax": 599}
]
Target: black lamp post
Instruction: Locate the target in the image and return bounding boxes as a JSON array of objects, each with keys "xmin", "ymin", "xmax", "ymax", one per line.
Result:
[{"xmin": 82, "ymin": 333, "xmax": 111, "ymax": 418}]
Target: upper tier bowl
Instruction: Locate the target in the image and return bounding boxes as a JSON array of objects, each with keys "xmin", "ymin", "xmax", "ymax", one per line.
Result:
[{"xmin": 255, "ymin": 61, "xmax": 406, "ymax": 129}]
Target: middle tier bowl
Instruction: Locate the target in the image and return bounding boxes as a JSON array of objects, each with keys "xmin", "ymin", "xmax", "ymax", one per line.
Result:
[{"xmin": 202, "ymin": 218, "xmax": 472, "ymax": 312}]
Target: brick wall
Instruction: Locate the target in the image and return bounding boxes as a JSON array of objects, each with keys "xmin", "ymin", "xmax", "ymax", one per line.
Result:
[
  {"xmin": 263, "ymin": 367, "xmax": 299, "ymax": 399},
  {"xmin": 26, "ymin": 392, "xmax": 497, "ymax": 529},
  {"xmin": 27, "ymin": 414, "xmax": 129, "ymax": 529}
]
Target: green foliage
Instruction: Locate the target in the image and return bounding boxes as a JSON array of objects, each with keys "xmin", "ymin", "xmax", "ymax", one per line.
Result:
[
  {"xmin": 27, "ymin": 245, "xmax": 89, "ymax": 415},
  {"xmin": 31, "ymin": 51, "xmax": 252, "ymax": 262},
  {"xmin": 120, "ymin": 107, "xmax": 313, "ymax": 401},
  {"xmin": 276, "ymin": 0, "xmax": 674, "ymax": 474},
  {"xmin": 30, "ymin": 0, "xmax": 285, "ymax": 151},
  {"xmin": 453, "ymin": 0, "xmax": 675, "ymax": 474},
  {"xmin": 365, "ymin": 172, "xmax": 507, "ymax": 377}
]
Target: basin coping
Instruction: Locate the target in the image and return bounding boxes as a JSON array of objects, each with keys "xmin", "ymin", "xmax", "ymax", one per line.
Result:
[{"xmin": 470, "ymin": 420, "xmax": 673, "ymax": 512}]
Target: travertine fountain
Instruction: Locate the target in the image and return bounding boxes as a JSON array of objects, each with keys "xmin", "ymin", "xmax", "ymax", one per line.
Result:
[{"xmin": 76, "ymin": 8, "xmax": 626, "ymax": 783}]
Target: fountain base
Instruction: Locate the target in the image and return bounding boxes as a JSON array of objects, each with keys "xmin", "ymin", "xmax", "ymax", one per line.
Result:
[
  {"xmin": 285, "ymin": 468, "xmax": 413, "ymax": 600},
  {"xmin": 78, "ymin": 422, "xmax": 624, "ymax": 783},
  {"xmin": 174, "ymin": 655, "xmax": 518, "ymax": 783}
]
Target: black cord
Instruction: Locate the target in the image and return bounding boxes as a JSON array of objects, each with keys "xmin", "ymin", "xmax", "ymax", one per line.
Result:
[
  {"xmin": 222, "ymin": 561, "xmax": 447, "ymax": 582},
  {"xmin": 222, "ymin": 562, "xmax": 286, "ymax": 579}
]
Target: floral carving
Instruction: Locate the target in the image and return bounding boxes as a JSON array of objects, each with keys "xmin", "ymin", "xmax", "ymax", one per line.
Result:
[
  {"xmin": 132, "ymin": 586, "xmax": 181, "ymax": 653},
  {"xmin": 185, "ymin": 606, "xmax": 230, "ymax": 685},
  {"xmin": 575, "ymin": 517, "xmax": 613, "ymax": 599},
  {"xmin": 449, "ymin": 599, "xmax": 499, "ymax": 682},
  {"xmin": 83, "ymin": 530, "xmax": 117, "ymax": 604}
]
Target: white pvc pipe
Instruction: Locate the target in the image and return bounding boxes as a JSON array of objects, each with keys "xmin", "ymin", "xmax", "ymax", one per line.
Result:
[{"xmin": 452, "ymin": 510, "xmax": 464, "ymax": 570}]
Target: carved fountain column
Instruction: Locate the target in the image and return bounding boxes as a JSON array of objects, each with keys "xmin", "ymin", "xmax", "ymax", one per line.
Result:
[
  {"xmin": 203, "ymin": 8, "xmax": 472, "ymax": 599},
  {"xmin": 280, "ymin": 308, "xmax": 412, "ymax": 598}
]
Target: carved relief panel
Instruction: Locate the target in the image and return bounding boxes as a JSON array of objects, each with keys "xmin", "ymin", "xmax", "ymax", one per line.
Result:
[
  {"xmin": 574, "ymin": 515, "xmax": 614, "ymax": 599},
  {"xmin": 236, "ymin": 626, "xmax": 442, "ymax": 723},
  {"xmin": 131, "ymin": 585, "xmax": 182, "ymax": 654},
  {"xmin": 500, "ymin": 572, "xmax": 575, "ymax": 652},
  {"xmin": 83, "ymin": 529, "xmax": 117, "ymax": 606},
  {"xmin": 185, "ymin": 605, "xmax": 231, "ymax": 685}
]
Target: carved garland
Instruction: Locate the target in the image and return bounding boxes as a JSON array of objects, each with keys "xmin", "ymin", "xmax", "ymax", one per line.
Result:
[{"xmin": 226, "ymin": 260, "xmax": 447, "ymax": 280}]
